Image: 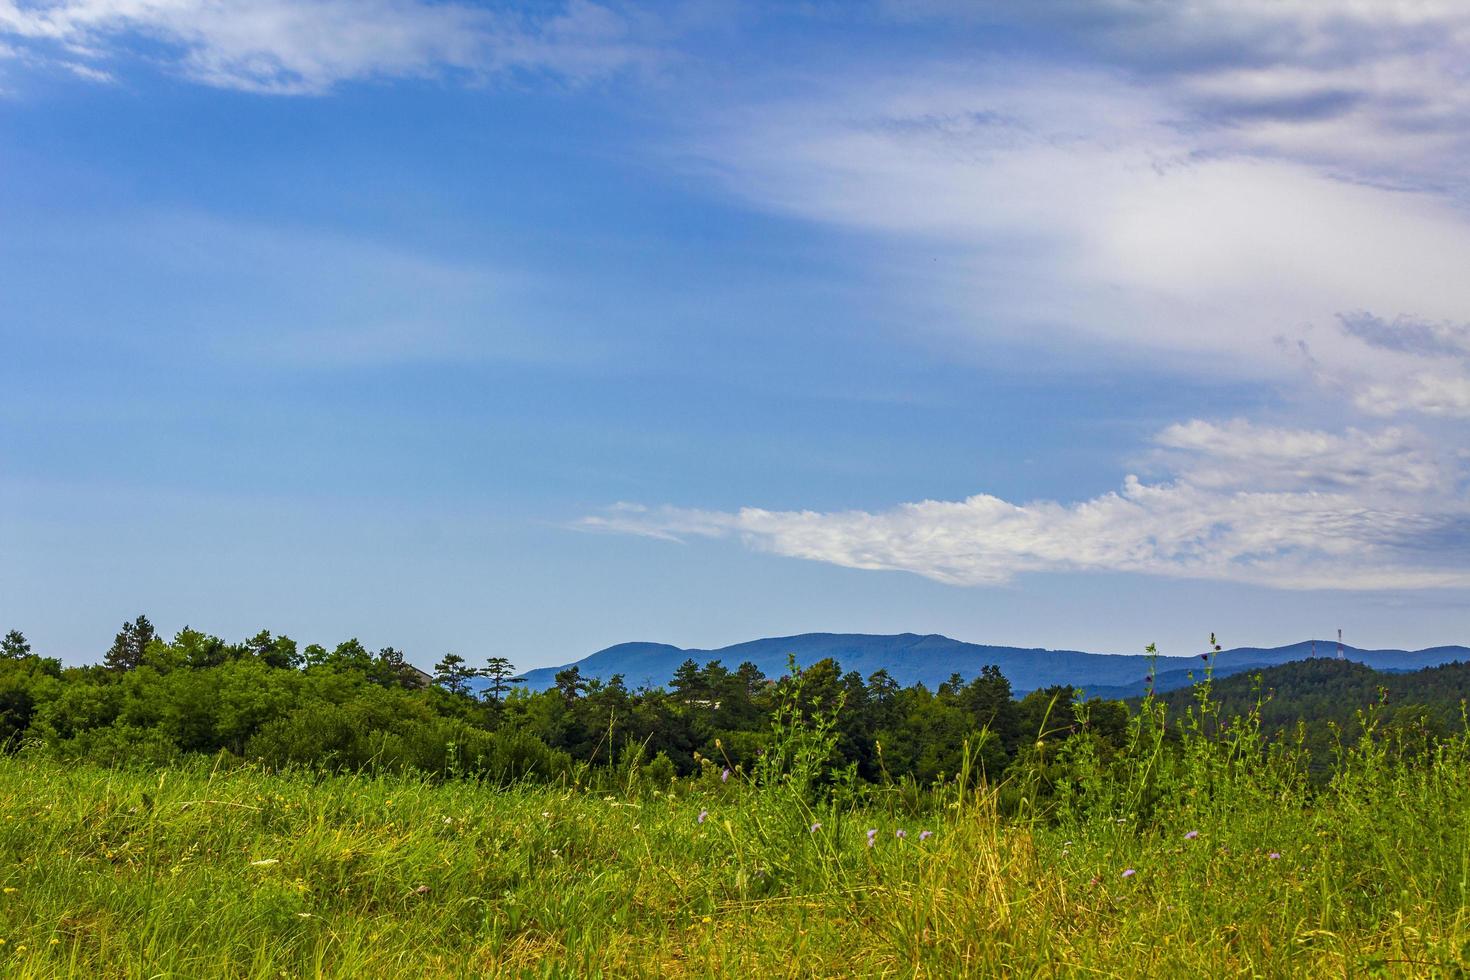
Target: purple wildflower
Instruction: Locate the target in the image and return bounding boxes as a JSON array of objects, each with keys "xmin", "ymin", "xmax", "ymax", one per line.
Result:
[
  {"xmin": 698, "ymin": 809, "xmax": 708, "ymax": 825},
  {"xmin": 1184, "ymin": 830, "xmax": 1199, "ymax": 840},
  {"xmin": 919, "ymin": 830, "xmax": 933, "ymax": 841},
  {"xmin": 1200, "ymin": 653, "xmax": 1209, "ymax": 661},
  {"xmin": 895, "ymin": 829, "xmax": 907, "ymax": 839},
  {"xmin": 721, "ymin": 768, "xmax": 731, "ymax": 783},
  {"xmin": 866, "ymin": 828, "xmax": 877, "ymax": 848},
  {"xmin": 810, "ymin": 822, "xmax": 821, "ymax": 833},
  {"xmin": 1121, "ymin": 868, "xmax": 1136, "ymax": 878},
  {"xmin": 1268, "ymin": 852, "xmax": 1281, "ymax": 860}
]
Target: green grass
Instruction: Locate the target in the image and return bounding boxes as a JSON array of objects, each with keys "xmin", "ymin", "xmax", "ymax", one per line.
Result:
[{"xmin": 0, "ymin": 729, "xmax": 1467, "ymax": 978}]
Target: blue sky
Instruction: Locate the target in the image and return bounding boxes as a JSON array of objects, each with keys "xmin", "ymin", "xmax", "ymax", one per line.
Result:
[{"xmin": 2, "ymin": 1, "xmax": 1468, "ymax": 669}]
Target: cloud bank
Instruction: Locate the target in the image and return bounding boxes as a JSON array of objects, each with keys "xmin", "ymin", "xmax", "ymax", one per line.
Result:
[{"xmin": 582, "ymin": 421, "xmax": 1470, "ymax": 591}]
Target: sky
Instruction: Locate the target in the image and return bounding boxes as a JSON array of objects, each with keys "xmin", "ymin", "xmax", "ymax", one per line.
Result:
[{"xmin": 2, "ymin": 0, "xmax": 1468, "ymax": 670}]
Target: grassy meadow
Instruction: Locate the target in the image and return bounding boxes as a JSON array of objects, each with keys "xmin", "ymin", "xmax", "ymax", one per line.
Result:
[{"xmin": 1, "ymin": 697, "xmax": 1467, "ymax": 978}]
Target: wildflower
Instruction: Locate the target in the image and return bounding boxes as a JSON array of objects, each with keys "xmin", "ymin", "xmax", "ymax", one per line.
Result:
[
  {"xmin": 866, "ymin": 828, "xmax": 878, "ymax": 847},
  {"xmin": 1200, "ymin": 653, "xmax": 1209, "ymax": 661},
  {"xmin": 810, "ymin": 822, "xmax": 822, "ymax": 833},
  {"xmin": 919, "ymin": 830, "xmax": 933, "ymax": 841},
  {"xmin": 249, "ymin": 858, "xmax": 280, "ymax": 867},
  {"xmin": 1121, "ymin": 868, "xmax": 1136, "ymax": 878},
  {"xmin": 722, "ymin": 768, "xmax": 731, "ymax": 783},
  {"xmin": 1, "ymin": 887, "xmax": 14, "ymax": 894},
  {"xmin": 1268, "ymin": 852, "xmax": 1281, "ymax": 860},
  {"xmin": 895, "ymin": 829, "xmax": 907, "ymax": 839},
  {"xmin": 698, "ymin": 810, "xmax": 708, "ymax": 825},
  {"xmin": 1184, "ymin": 830, "xmax": 1199, "ymax": 840},
  {"xmin": 414, "ymin": 885, "xmax": 431, "ymax": 895}
]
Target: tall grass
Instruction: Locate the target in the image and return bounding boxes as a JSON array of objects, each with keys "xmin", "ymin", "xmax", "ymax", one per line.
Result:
[{"xmin": 0, "ymin": 678, "xmax": 1466, "ymax": 976}]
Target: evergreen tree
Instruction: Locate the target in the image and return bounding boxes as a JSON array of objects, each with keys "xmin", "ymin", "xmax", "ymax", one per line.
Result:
[
  {"xmin": 554, "ymin": 665, "xmax": 587, "ymax": 702},
  {"xmin": 104, "ymin": 615, "xmax": 156, "ymax": 672},
  {"xmin": 0, "ymin": 630, "xmax": 30, "ymax": 660},
  {"xmin": 669, "ymin": 659, "xmax": 703, "ymax": 702},
  {"xmin": 433, "ymin": 653, "xmax": 475, "ymax": 696},
  {"xmin": 480, "ymin": 656, "xmax": 521, "ymax": 702}
]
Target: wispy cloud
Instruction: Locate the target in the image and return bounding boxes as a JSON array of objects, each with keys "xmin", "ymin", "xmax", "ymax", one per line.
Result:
[
  {"xmin": 581, "ymin": 5, "xmax": 1470, "ymax": 595},
  {"xmin": 684, "ymin": 56, "xmax": 1470, "ymax": 416},
  {"xmin": 581, "ymin": 421, "xmax": 1470, "ymax": 591},
  {"xmin": 888, "ymin": 0, "xmax": 1470, "ymax": 197},
  {"xmin": 0, "ymin": 0, "xmax": 654, "ymax": 94}
]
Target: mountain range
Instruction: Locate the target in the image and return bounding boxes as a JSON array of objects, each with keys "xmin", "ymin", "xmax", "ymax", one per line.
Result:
[{"xmin": 510, "ymin": 633, "xmax": 1470, "ymax": 697}]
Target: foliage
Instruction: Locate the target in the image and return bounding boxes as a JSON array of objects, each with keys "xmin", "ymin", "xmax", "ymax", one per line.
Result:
[{"xmin": 2, "ymin": 617, "xmax": 1467, "ymax": 805}]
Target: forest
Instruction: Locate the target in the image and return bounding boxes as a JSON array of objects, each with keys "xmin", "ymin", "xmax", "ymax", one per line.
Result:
[{"xmin": 2, "ymin": 617, "xmax": 1463, "ymax": 796}]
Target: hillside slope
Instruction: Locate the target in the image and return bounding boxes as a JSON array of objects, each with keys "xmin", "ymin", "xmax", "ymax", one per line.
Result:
[{"xmin": 510, "ymin": 633, "xmax": 1469, "ymax": 696}]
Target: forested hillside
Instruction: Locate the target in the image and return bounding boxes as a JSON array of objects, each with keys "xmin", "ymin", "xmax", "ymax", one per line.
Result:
[{"xmin": 1151, "ymin": 658, "xmax": 1470, "ymax": 733}]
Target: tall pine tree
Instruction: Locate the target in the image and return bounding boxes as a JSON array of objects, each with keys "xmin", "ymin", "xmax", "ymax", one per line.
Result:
[{"xmin": 104, "ymin": 615, "xmax": 156, "ymax": 671}]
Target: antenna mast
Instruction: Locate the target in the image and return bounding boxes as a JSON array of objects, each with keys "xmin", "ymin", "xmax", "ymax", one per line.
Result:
[{"xmin": 1336, "ymin": 628, "xmax": 1344, "ymax": 660}]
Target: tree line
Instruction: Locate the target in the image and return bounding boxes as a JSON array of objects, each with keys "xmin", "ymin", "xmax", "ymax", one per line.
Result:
[{"xmin": 0, "ymin": 618, "xmax": 1461, "ymax": 792}]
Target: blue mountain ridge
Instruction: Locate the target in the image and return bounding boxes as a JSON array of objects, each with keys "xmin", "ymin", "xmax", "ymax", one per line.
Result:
[{"xmin": 503, "ymin": 634, "xmax": 1469, "ymax": 697}]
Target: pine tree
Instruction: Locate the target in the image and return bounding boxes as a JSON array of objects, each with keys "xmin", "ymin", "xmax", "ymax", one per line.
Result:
[
  {"xmin": 433, "ymin": 653, "xmax": 475, "ymax": 696},
  {"xmin": 0, "ymin": 629, "xmax": 30, "ymax": 659},
  {"xmin": 480, "ymin": 656, "xmax": 521, "ymax": 702},
  {"xmin": 104, "ymin": 615, "xmax": 156, "ymax": 671}
]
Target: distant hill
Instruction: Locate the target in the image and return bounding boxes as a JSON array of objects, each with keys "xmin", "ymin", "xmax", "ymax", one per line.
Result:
[
  {"xmin": 1148, "ymin": 657, "xmax": 1470, "ymax": 736},
  {"xmin": 509, "ymin": 633, "xmax": 1470, "ymax": 696}
]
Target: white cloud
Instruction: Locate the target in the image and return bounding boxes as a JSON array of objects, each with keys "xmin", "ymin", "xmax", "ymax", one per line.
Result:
[
  {"xmin": 598, "ymin": 8, "xmax": 1470, "ymax": 596},
  {"xmin": 581, "ymin": 420, "xmax": 1470, "ymax": 591},
  {"xmin": 0, "ymin": 0, "xmax": 652, "ymax": 93},
  {"xmin": 685, "ymin": 58, "xmax": 1470, "ymax": 416},
  {"xmin": 1151, "ymin": 419, "xmax": 1451, "ymax": 496},
  {"xmin": 1356, "ymin": 373, "xmax": 1470, "ymax": 419}
]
